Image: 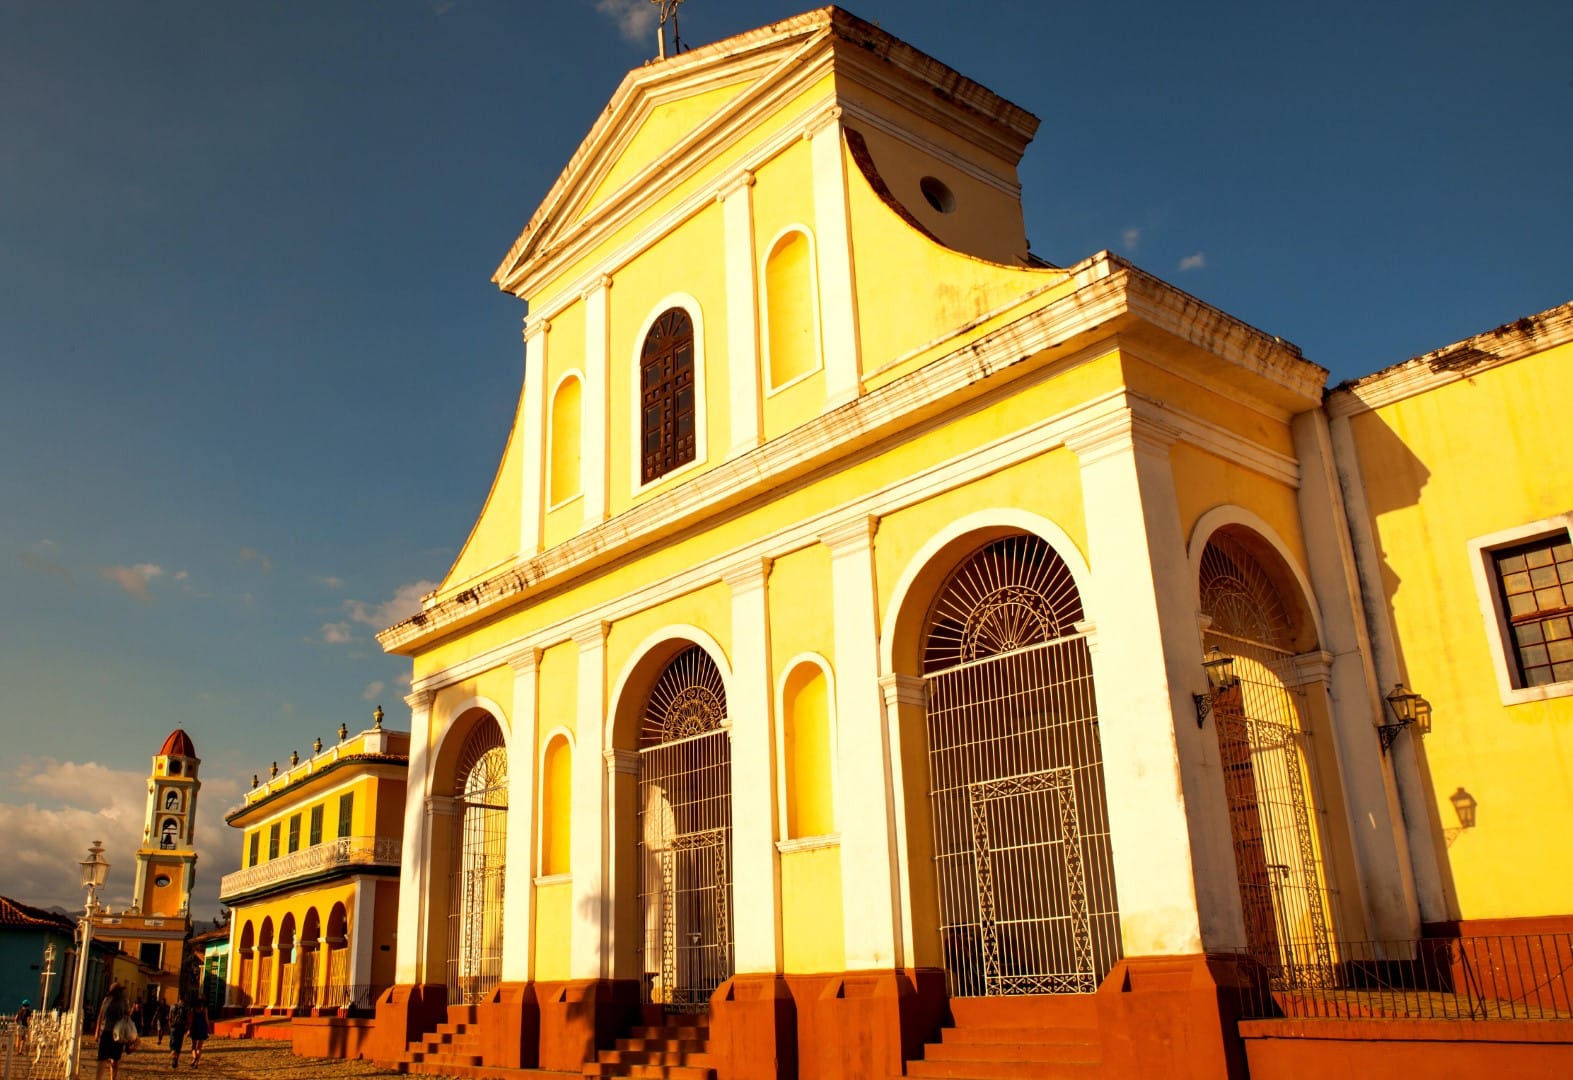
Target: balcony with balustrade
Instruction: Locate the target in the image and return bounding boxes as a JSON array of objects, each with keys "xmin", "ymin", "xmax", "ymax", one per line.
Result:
[{"xmin": 219, "ymin": 835, "xmax": 401, "ymax": 905}]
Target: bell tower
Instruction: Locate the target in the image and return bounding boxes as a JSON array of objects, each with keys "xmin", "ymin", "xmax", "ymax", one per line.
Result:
[{"xmin": 133, "ymin": 727, "xmax": 201, "ymax": 917}]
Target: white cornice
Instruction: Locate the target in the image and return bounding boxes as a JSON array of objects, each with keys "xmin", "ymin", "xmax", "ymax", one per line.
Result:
[
  {"xmin": 1327, "ymin": 300, "xmax": 1573, "ymax": 418},
  {"xmin": 390, "ymin": 254, "xmax": 1316, "ymax": 665}
]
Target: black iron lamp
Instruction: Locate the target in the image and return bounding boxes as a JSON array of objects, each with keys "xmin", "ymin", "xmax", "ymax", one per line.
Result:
[
  {"xmin": 1193, "ymin": 646, "xmax": 1239, "ymax": 727},
  {"xmin": 1378, "ymin": 682, "xmax": 1428, "ymax": 752}
]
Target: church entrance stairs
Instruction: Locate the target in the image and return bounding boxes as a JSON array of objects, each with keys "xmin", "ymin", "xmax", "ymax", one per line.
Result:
[
  {"xmin": 901, "ymin": 995, "xmax": 1101, "ymax": 1079},
  {"xmin": 580, "ymin": 1014, "xmax": 716, "ymax": 1080}
]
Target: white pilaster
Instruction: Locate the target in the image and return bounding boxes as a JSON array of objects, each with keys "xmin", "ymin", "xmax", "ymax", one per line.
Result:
[
  {"xmin": 1065, "ymin": 407, "xmax": 1231, "ymax": 955},
  {"xmin": 723, "ymin": 556, "xmax": 779, "ymax": 972},
  {"xmin": 394, "ymin": 690, "xmax": 434, "ymax": 985},
  {"xmin": 570, "ymin": 621, "xmax": 609, "ymax": 979},
  {"xmin": 821, "ymin": 514, "xmax": 901, "ymax": 968},
  {"xmin": 503, "ymin": 647, "xmax": 543, "ymax": 982},
  {"xmin": 1324, "ymin": 411, "xmax": 1448, "ymax": 923},
  {"xmin": 602, "ymin": 746, "xmax": 639, "ymax": 973},
  {"xmin": 808, "ymin": 110, "xmax": 862, "ymax": 408},
  {"xmin": 583, "ymin": 281, "xmax": 612, "ymax": 527},
  {"xmin": 880, "ymin": 671, "xmax": 926, "ymax": 967},
  {"xmin": 521, "ymin": 317, "xmax": 550, "ymax": 557},
  {"xmin": 720, "ymin": 171, "xmax": 763, "ymax": 457},
  {"xmin": 1292, "ymin": 410, "xmax": 1424, "ymax": 938},
  {"xmin": 350, "ymin": 877, "xmax": 378, "ymax": 991}
]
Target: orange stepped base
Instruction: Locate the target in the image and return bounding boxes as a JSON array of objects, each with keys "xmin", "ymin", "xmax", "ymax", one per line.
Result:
[
  {"xmin": 906, "ymin": 996, "xmax": 1102, "ymax": 1078},
  {"xmin": 582, "ymin": 1014, "xmax": 716, "ymax": 1079}
]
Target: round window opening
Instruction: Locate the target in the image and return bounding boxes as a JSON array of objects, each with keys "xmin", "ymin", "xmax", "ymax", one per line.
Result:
[
  {"xmin": 154, "ymin": 875, "xmax": 171, "ymax": 888},
  {"xmin": 920, "ymin": 175, "xmax": 956, "ymax": 214}
]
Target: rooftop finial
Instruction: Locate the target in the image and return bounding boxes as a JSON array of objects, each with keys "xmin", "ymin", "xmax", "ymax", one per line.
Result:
[
  {"xmin": 651, "ymin": 0, "xmax": 685, "ymax": 60},
  {"xmin": 338, "ymin": 722, "xmax": 348, "ymax": 742},
  {"xmin": 373, "ymin": 705, "xmax": 384, "ymax": 730}
]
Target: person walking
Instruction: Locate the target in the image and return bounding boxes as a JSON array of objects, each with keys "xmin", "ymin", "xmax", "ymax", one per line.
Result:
[
  {"xmin": 93, "ymin": 982, "xmax": 130, "ymax": 1080},
  {"xmin": 166, "ymin": 997, "xmax": 188, "ymax": 1069},
  {"xmin": 12, "ymin": 999, "xmax": 30, "ymax": 1053},
  {"xmin": 186, "ymin": 999, "xmax": 208, "ymax": 1068},
  {"xmin": 154, "ymin": 996, "xmax": 170, "ymax": 1045}
]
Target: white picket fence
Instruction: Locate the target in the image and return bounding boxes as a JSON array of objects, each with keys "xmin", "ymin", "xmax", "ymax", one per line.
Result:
[{"xmin": 0, "ymin": 1014, "xmax": 72, "ymax": 1080}]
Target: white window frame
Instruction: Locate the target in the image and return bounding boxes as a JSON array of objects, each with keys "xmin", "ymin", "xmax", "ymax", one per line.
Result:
[
  {"xmin": 1468, "ymin": 511, "xmax": 1573, "ymax": 705},
  {"xmin": 629, "ymin": 294, "xmax": 707, "ymax": 496}
]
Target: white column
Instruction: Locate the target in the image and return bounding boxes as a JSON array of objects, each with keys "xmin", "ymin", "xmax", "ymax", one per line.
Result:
[
  {"xmin": 720, "ymin": 170, "xmax": 762, "ymax": 457},
  {"xmin": 350, "ymin": 878, "xmax": 378, "ymax": 991},
  {"xmin": 723, "ymin": 556, "xmax": 780, "ymax": 972},
  {"xmin": 821, "ymin": 515, "xmax": 902, "ymax": 969},
  {"xmin": 602, "ymin": 746, "xmax": 639, "ymax": 975},
  {"xmin": 583, "ymin": 280, "xmax": 612, "ymax": 527},
  {"xmin": 521, "ymin": 317, "xmax": 550, "ymax": 557},
  {"xmin": 808, "ymin": 109, "xmax": 862, "ymax": 408},
  {"xmin": 1325, "ymin": 410, "xmax": 1448, "ymax": 923},
  {"xmin": 1293, "ymin": 409, "xmax": 1424, "ymax": 938},
  {"xmin": 880, "ymin": 671, "xmax": 926, "ymax": 967},
  {"xmin": 570, "ymin": 621, "xmax": 609, "ymax": 979},
  {"xmin": 503, "ymin": 647, "xmax": 542, "ymax": 983},
  {"xmin": 1065, "ymin": 406, "xmax": 1235, "ymax": 955},
  {"xmin": 394, "ymin": 690, "xmax": 435, "ymax": 985}
]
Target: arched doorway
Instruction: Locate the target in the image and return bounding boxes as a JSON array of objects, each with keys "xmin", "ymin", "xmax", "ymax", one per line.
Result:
[
  {"xmin": 1199, "ymin": 527, "xmax": 1335, "ymax": 985},
  {"xmin": 256, "ymin": 917, "xmax": 275, "ymax": 1008},
  {"xmin": 637, "ymin": 645, "xmax": 733, "ymax": 1014},
  {"xmin": 298, "ymin": 907, "xmax": 321, "ymax": 1010},
  {"xmin": 324, "ymin": 903, "xmax": 348, "ymax": 1008},
  {"xmin": 235, "ymin": 922, "xmax": 255, "ymax": 1008},
  {"xmin": 446, "ymin": 718, "xmax": 508, "ymax": 1005},
  {"xmin": 277, "ymin": 913, "xmax": 298, "ymax": 1009},
  {"xmin": 920, "ymin": 533, "xmax": 1121, "ymax": 997}
]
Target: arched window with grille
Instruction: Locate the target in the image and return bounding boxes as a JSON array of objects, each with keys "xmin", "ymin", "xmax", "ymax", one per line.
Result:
[
  {"xmin": 639, "ymin": 308, "xmax": 698, "ymax": 484},
  {"xmin": 446, "ymin": 718, "xmax": 508, "ymax": 1005}
]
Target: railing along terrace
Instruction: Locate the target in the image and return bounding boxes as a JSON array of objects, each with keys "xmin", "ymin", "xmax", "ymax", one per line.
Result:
[
  {"xmin": 1, "ymin": 1011, "xmax": 71, "ymax": 1080},
  {"xmin": 219, "ymin": 835, "xmax": 401, "ymax": 899},
  {"xmin": 1224, "ymin": 933, "xmax": 1573, "ymax": 1022},
  {"xmin": 293, "ymin": 984, "xmax": 387, "ymax": 1014}
]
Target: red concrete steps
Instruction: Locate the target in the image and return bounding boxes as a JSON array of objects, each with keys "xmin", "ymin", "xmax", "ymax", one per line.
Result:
[
  {"xmin": 582, "ymin": 1014, "xmax": 716, "ymax": 1080},
  {"xmin": 904, "ymin": 995, "xmax": 1103, "ymax": 1079}
]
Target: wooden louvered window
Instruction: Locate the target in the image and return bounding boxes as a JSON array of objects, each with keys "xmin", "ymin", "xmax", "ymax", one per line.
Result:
[
  {"xmin": 1493, "ymin": 532, "xmax": 1573, "ymax": 687},
  {"xmin": 640, "ymin": 308, "xmax": 697, "ymax": 484}
]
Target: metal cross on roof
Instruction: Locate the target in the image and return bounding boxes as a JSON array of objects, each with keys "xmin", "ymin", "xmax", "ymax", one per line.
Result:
[{"xmin": 651, "ymin": 0, "xmax": 685, "ymax": 59}]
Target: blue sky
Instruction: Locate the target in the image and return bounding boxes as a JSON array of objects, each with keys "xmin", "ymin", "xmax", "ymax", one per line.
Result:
[{"xmin": 2, "ymin": 0, "xmax": 1568, "ymax": 916}]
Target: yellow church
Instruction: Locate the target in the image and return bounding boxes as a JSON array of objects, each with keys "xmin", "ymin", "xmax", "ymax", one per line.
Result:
[{"xmin": 358, "ymin": 8, "xmax": 1572, "ymax": 1078}]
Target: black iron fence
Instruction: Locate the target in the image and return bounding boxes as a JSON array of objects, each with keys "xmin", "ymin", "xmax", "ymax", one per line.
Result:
[{"xmin": 1222, "ymin": 933, "xmax": 1573, "ymax": 1022}]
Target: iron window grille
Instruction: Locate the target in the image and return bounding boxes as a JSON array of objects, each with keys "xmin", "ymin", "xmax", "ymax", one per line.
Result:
[{"xmin": 309, "ymin": 805, "xmax": 324, "ymax": 847}]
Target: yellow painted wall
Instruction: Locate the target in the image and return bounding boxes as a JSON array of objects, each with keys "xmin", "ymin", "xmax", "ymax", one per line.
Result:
[
  {"xmin": 538, "ymin": 640, "xmax": 579, "ymax": 740},
  {"xmin": 768, "ymin": 545, "xmax": 834, "ymax": 678},
  {"xmin": 549, "ymin": 373, "xmax": 584, "ymax": 510},
  {"xmin": 782, "ymin": 661, "xmax": 834, "ymax": 838},
  {"xmin": 583, "ymin": 80, "xmax": 753, "ymax": 215},
  {"xmin": 541, "ymin": 734, "xmax": 572, "ymax": 876},
  {"xmin": 1347, "ymin": 341, "xmax": 1573, "ymax": 920},
  {"xmin": 533, "ymin": 879, "xmax": 573, "ymax": 981},
  {"xmin": 606, "ymin": 582, "xmax": 732, "ymax": 702},
  {"xmin": 440, "ymin": 386, "xmax": 527, "ymax": 595},
  {"xmin": 780, "ymin": 845, "xmax": 845, "ymax": 972},
  {"xmin": 1169, "ymin": 443, "xmax": 1309, "ymax": 574},
  {"xmin": 430, "ymin": 666, "xmax": 518, "ymax": 752}
]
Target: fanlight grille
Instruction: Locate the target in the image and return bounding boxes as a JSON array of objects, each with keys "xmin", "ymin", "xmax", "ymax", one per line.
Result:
[
  {"xmin": 1199, "ymin": 532, "xmax": 1294, "ymax": 650},
  {"xmin": 642, "ymin": 646, "xmax": 728, "ymax": 745},
  {"xmin": 925, "ymin": 534, "xmax": 1085, "ymax": 672}
]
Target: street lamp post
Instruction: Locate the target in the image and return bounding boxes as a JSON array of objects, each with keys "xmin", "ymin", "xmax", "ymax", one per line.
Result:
[
  {"xmin": 64, "ymin": 840, "xmax": 110, "ymax": 1080},
  {"xmin": 41, "ymin": 942, "xmax": 57, "ymax": 1013}
]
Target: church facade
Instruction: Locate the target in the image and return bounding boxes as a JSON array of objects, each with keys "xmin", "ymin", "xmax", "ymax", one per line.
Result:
[{"xmin": 368, "ymin": 8, "xmax": 1572, "ymax": 1077}]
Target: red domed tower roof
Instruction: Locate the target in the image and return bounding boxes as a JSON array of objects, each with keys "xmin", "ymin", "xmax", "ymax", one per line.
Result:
[{"xmin": 160, "ymin": 728, "xmax": 196, "ymax": 758}]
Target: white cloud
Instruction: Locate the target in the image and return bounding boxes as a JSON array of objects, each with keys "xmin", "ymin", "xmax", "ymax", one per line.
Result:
[
  {"xmin": 173, "ymin": 570, "xmax": 190, "ymax": 582},
  {"xmin": 0, "ymin": 758, "xmax": 239, "ymax": 921},
  {"xmin": 394, "ymin": 671, "xmax": 412, "ymax": 689},
  {"xmin": 239, "ymin": 547, "xmax": 273, "ymax": 573},
  {"xmin": 316, "ymin": 575, "xmax": 345, "ymax": 591},
  {"xmin": 1178, "ymin": 251, "xmax": 1208, "ymax": 271},
  {"xmin": 361, "ymin": 680, "xmax": 386, "ymax": 702},
  {"xmin": 595, "ymin": 0, "xmax": 659, "ymax": 44},
  {"xmin": 344, "ymin": 580, "xmax": 439, "ymax": 631},
  {"xmin": 1121, "ymin": 227, "xmax": 1141, "ymax": 251},
  {"xmin": 320, "ymin": 622, "xmax": 354, "ymax": 645},
  {"xmin": 99, "ymin": 563, "xmax": 164, "ymax": 602}
]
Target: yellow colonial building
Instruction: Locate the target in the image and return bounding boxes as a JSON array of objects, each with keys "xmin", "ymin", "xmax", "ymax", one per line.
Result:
[
  {"xmin": 220, "ymin": 714, "xmax": 406, "ymax": 1014},
  {"xmin": 363, "ymin": 8, "xmax": 1572, "ymax": 1079}
]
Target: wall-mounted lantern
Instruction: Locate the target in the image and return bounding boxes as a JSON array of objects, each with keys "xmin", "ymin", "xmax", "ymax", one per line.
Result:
[
  {"xmin": 1379, "ymin": 682, "xmax": 1430, "ymax": 752},
  {"xmin": 1194, "ymin": 646, "xmax": 1239, "ymax": 727}
]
